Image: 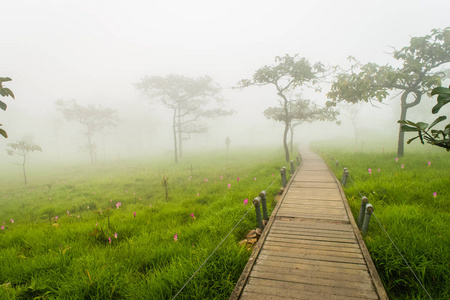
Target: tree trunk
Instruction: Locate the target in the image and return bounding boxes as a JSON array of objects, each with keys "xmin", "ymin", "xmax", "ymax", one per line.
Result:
[
  {"xmin": 397, "ymin": 91, "xmax": 422, "ymax": 157},
  {"xmin": 177, "ymin": 104, "xmax": 183, "ymax": 158},
  {"xmin": 283, "ymin": 121, "xmax": 290, "ymax": 162},
  {"xmin": 87, "ymin": 129, "xmax": 95, "ymax": 164},
  {"xmin": 172, "ymin": 108, "xmax": 178, "ymax": 163},
  {"xmin": 23, "ymin": 155, "xmax": 27, "ymax": 185},
  {"xmin": 289, "ymin": 123, "xmax": 294, "ymax": 153}
]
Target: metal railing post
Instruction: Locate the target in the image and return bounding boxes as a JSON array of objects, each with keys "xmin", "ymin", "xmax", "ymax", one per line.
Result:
[
  {"xmin": 357, "ymin": 196, "xmax": 369, "ymax": 229},
  {"xmin": 362, "ymin": 204, "xmax": 373, "ymax": 235},
  {"xmin": 341, "ymin": 168, "xmax": 349, "ymax": 187},
  {"xmin": 253, "ymin": 197, "xmax": 264, "ymax": 230},
  {"xmin": 259, "ymin": 191, "xmax": 268, "ymax": 221}
]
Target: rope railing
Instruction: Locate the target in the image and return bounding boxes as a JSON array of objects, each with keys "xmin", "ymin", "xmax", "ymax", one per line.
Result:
[
  {"xmin": 339, "ymin": 165, "xmax": 433, "ymax": 300},
  {"xmin": 171, "ymin": 165, "xmax": 289, "ymax": 300}
]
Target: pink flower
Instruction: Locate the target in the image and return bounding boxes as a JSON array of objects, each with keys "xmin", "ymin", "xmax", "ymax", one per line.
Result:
[
  {"xmin": 93, "ymin": 192, "xmax": 95, "ymax": 195},
  {"xmin": 100, "ymin": 210, "xmax": 102, "ymax": 215},
  {"xmin": 204, "ymin": 178, "xmax": 208, "ymax": 182},
  {"xmin": 133, "ymin": 212, "xmax": 136, "ymax": 218},
  {"xmin": 272, "ymin": 173, "xmax": 274, "ymax": 177},
  {"xmin": 190, "ymin": 213, "xmax": 195, "ymax": 219},
  {"xmin": 108, "ymin": 237, "xmax": 111, "ymax": 244},
  {"xmin": 67, "ymin": 211, "xmax": 69, "ymax": 215},
  {"xmin": 428, "ymin": 161, "xmax": 431, "ymax": 166},
  {"xmin": 95, "ymin": 223, "xmax": 98, "ymax": 226},
  {"xmin": 395, "ymin": 158, "xmax": 398, "ymax": 162},
  {"xmin": 368, "ymin": 169, "xmax": 372, "ymax": 174},
  {"xmin": 55, "ymin": 216, "xmax": 59, "ymax": 221},
  {"xmin": 243, "ymin": 199, "xmax": 248, "ymax": 206},
  {"xmin": 149, "ymin": 204, "xmax": 152, "ymax": 207},
  {"xmin": 220, "ymin": 175, "xmax": 223, "ymax": 180},
  {"xmin": 433, "ymin": 192, "xmax": 437, "ymax": 198},
  {"xmin": 378, "ymin": 169, "xmax": 381, "ymax": 172},
  {"xmin": 139, "ymin": 197, "xmax": 141, "ymax": 200},
  {"xmin": 110, "ymin": 199, "xmax": 112, "ymax": 202},
  {"xmin": 196, "ymin": 193, "xmax": 199, "ymax": 197},
  {"xmin": 10, "ymin": 219, "xmax": 14, "ymax": 223},
  {"xmin": 174, "ymin": 234, "xmax": 178, "ymax": 242},
  {"xmin": 237, "ymin": 177, "xmax": 240, "ymax": 182},
  {"xmin": 227, "ymin": 184, "xmax": 231, "ymax": 189},
  {"xmin": 1, "ymin": 225, "xmax": 4, "ymax": 230},
  {"xmin": 49, "ymin": 197, "xmax": 51, "ymax": 200},
  {"xmin": 114, "ymin": 232, "xmax": 118, "ymax": 239},
  {"xmin": 254, "ymin": 177, "xmax": 257, "ymax": 181},
  {"xmin": 77, "ymin": 215, "xmax": 80, "ymax": 218},
  {"xmin": 401, "ymin": 164, "xmax": 404, "ymax": 169}
]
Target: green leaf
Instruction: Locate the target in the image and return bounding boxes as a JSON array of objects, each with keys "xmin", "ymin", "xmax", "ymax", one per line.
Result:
[
  {"xmin": 407, "ymin": 136, "xmax": 420, "ymax": 144},
  {"xmin": 0, "ymin": 128, "xmax": 8, "ymax": 138},
  {"xmin": 431, "ymin": 87, "xmax": 450, "ymax": 96},
  {"xmin": 0, "ymin": 100, "xmax": 6, "ymax": 111},
  {"xmin": 3, "ymin": 88, "xmax": 15, "ymax": 99},
  {"xmin": 401, "ymin": 125, "xmax": 419, "ymax": 132},
  {"xmin": 432, "ymin": 99, "xmax": 450, "ymax": 114},
  {"xmin": 0, "ymin": 77, "xmax": 12, "ymax": 83},
  {"xmin": 416, "ymin": 122, "xmax": 429, "ymax": 130},
  {"xmin": 428, "ymin": 116, "xmax": 447, "ymax": 130}
]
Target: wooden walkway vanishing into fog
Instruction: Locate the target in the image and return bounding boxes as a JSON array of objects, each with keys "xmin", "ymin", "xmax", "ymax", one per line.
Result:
[{"xmin": 231, "ymin": 147, "xmax": 388, "ymax": 300}]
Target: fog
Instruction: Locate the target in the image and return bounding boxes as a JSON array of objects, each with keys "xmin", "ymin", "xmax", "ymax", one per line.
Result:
[{"xmin": 1, "ymin": 0, "xmax": 449, "ymax": 165}]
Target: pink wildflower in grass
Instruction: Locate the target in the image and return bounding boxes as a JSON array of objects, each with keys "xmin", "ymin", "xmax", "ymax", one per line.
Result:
[
  {"xmin": 227, "ymin": 183, "xmax": 231, "ymax": 189},
  {"xmin": 401, "ymin": 164, "xmax": 404, "ymax": 169},
  {"xmin": 243, "ymin": 199, "xmax": 248, "ymax": 206},
  {"xmin": 237, "ymin": 177, "xmax": 240, "ymax": 182},
  {"xmin": 368, "ymin": 169, "xmax": 372, "ymax": 175},
  {"xmin": 196, "ymin": 193, "xmax": 199, "ymax": 197},
  {"xmin": 190, "ymin": 213, "xmax": 195, "ymax": 219},
  {"xmin": 95, "ymin": 223, "xmax": 98, "ymax": 226},
  {"xmin": 110, "ymin": 199, "xmax": 112, "ymax": 202},
  {"xmin": 378, "ymin": 169, "xmax": 381, "ymax": 172},
  {"xmin": 77, "ymin": 215, "xmax": 80, "ymax": 218},
  {"xmin": 204, "ymin": 178, "xmax": 208, "ymax": 182},
  {"xmin": 100, "ymin": 210, "xmax": 102, "ymax": 215},
  {"xmin": 220, "ymin": 175, "xmax": 223, "ymax": 180},
  {"xmin": 55, "ymin": 216, "xmax": 59, "ymax": 221},
  {"xmin": 433, "ymin": 192, "xmax": 437, "ymax": 198},
  {"xmin": 108, "ymin": 237, "xmax": 111, "ymax": 244},
  {"xmin": 272, "ymin": 173, "xmax": 274, "ymax": 177},
  {"xmin": 114, "ymin": 232, "xmax": 118, "ymax": 239},
  {"xmin": 10, "ymin": 219, "xmax": 14, "ymax": 223},
  {"xmin": 174, "ymin": 234, "xmax": 178, "ymax": 242},
  {"xmin": 395, "ymin": 158, "xmax": 398, "ymax": 162},
  {"xmin": 67, "ymin": 211, "xmax": 69, "ymax": 215},
  {"xmin": 428, "ymin": 161, "xmax": 431, "ymax": 166},
  {"xmin": 133, "ymin": 212, "xmax": 136, "ymax": 218},
  {"xmin": 1, "ymin": 225, "xmax": 4, "ymax": 230},
  {"xmin": 93, "ymin": 192, "xmax": 95, "ymax": 195},
  {"xmin": 254, "ymin": 177, "xmax": 257, "ymax": 181},
  {"xmin": 149, "ymin": 204, "xmax": 152, "ymax": 207},
  {"xmin": 139, "ymin": 197, "xmax": 141, "ymax": 200},
  {"xmin": 49, "ymin": 197, "xmax": 51, "ymax": 201}
]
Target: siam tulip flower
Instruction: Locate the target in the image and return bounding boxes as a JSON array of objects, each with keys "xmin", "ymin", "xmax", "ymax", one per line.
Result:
[
  {"xmin": 197, "ymin": 193, "xmax": 199, "ymax": 197},
  {"xmin": 204, "ymin": 178, "xmax": 208, "ymax": 182},
  {"xmin": 237, "ymin": 177, "xmax": 240, "ymax": 182},
  {"xmin": 77, "ymin": 215, "xmax": 80, "ymax": 218},
  {"xmin": 272, "ymin": 173, "xmax": 274, "ymax": 177},
  {"xmin": 108, "ymin": 237, "xmax": 111, "ymax": 244},
  {"xmin": 67, "ymin": 211, "xmax": 69, "ymax": 215},
  {"xmin": 433, "ymin": 192, "xmax": 437, "ymax": 198},
  {"xmin": 100, "ymin": 210, "xmax": 102, "ymax": 215},
  {"xmin": 1, "ymin": 225, "xmax": 4, "ymax": 230},
  {"xmin": 395, "ymin": 158, "xmax": 398, "ymax": 162},
  {"xmin": 139, "ymin": 197, "xmax": 141, "ymax": 200},
  {"xmin": 378, "ymin": 169, "xmax": 381, "ymax": 172},
  {"xmin": 95, "ymin": 223, "xmax": 98, "ymax": 226},
  {"xmin": 243, "ymin": 199, "xmax": 248, "ymax": 206},
  {"xmin": 133, "ymin": 212, "xmax": 136, "ymax": 218},
  {"xmin": 10, "ymin": 219, "xmax": 14, "ymax": 223},
  {"xmin": 368, "ymin": 169, "xmax": 372, "ymax": 175},
  {"xmin": 93, "ymin": 192, "xmax": 95, "ymax": 195},
  {"xmin": 428, "ymin": 161, "xmax": 431, "ymax": 166},
  {"xmin": 401, "ymin": 164, "xmax": 404, "ymax": 169},
  {"xmin": 149, "ymin": 204, "xmax": 152, "ymax": 207},
  {"xmin": 55, "ymin": 216, "xmax": 59, "ymax": 221},
  {"xmin": 220, "ymin": 175, "xmax": 223, "ymax": 180},
  {"xmin": 174, "ymin": 234, "xmax": 178, "ymax": 242},
  {"xmin": 190, "ymin": 213, "xmax": 195, "ymax": 219},
  {"xmin": 254, "ymin": 177, "xmax": 257, "ymax": 181},
  {"xmin": 110, "ymin": 199, "xmax": 112, "ymax": 202},
  {"xmin": 114, "ymin": 232, "xmax": 118, "ymax": 239},
  {"xmin": 228, "ymin": 184, "xmax": 231, "ymax": 189}
]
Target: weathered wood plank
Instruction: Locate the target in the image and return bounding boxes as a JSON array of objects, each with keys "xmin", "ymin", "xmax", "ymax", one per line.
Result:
[
  {"xmin": 274, "ymin": 219, "xmax": 353, "ymax": 231},
  {"xmin": 257, "ymin": 254, "xmax": 368, "ymax": 270},
  {"xmin": 265, "ymin": 236, "xmax": 360, "ymax": 250},
  {"xmin": 261, "ymin": 249, "xmax": 366, "ymax": 265},
  {"xmin": 262, "ymin": 245, "xmax": 364, "ymax": 260}
]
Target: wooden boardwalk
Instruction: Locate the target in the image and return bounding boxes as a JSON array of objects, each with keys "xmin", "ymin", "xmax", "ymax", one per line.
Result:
[{"xmin": 231, "ymin": 149, "xmax": 388, "ymax": 300}]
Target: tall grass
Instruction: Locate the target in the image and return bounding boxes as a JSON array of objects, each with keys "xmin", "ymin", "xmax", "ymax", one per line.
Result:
[
  {"xmin": 314, "ymin": 143, "xmax": 450, "ymax": 299},
  {"xmin": 0, "ymin": 148, "xmax": 289, "ymax": 299}
]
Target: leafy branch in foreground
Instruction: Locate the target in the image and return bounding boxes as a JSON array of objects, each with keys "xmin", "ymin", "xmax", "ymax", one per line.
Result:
[
  {"xmin": 0, "ymin": 77, "xmax": 15, "ymax": 138},
  {"xmin": 399, "ymin": 86, "xmax": 450, "ymax": 151}
]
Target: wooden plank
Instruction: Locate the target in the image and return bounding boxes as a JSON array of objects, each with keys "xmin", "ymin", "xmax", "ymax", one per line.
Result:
[
  {"xmin": 257, "ymin": 254, "xmax": 368, "ymax": 270},
  {"xmin": 261, "ymin": 249, "xmax": 365, "ymax": 265},
  {"xmin": 274, "ymin": 219, "xmax": 353, "ymax": 231},
  {"xmin": 269, "ymin": 226, "xmax": 355, "ymax": 238},
  {"xmin": 243, "ymin": 278, "xmax": 378, "ymax": 299},
  {"xmin": 268, "ymin": 232, "xmax": 358, "ymax": 245},
  {"xmin": 262, "ymin": 245, "xmax": 364, "ymax": 260},
  {"xmin": 265, "ymin": 236, "xmax": 360, "ymax": 250}
]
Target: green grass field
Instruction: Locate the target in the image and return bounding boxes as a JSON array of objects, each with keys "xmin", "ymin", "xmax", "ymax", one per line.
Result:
[
  {"xmin": 0, "ymin": 148, "xmax": 291, "ymax": 299},
  {"xmin": 313, "ymin": 142, "xmax": 450, "ymax": 299}
]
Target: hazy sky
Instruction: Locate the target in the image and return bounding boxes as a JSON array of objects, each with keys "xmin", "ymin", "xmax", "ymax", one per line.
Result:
[{"xmin": 2, "ymin": 0, "xmax": 450, "ymax": 159}]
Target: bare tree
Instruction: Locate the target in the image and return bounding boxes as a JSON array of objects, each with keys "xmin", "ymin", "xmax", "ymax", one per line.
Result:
[{"xmin": 7, "ymin": 140, "xmax": 42, "ymax": 185}]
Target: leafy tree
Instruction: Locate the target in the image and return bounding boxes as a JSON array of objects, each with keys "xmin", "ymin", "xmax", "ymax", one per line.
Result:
[
  {"xmin": 55, "ymin": 100, "xmax": 118, "ymax": 163},
  {"xmin": 225, "ymin": 136, "xmax": 231, "ymax": 153},
  {"xmin": 135, "ymin": 74, "xmax": 232, "ymax": 163},
  {"xmin": 327, "ymin": 28, "xmax": 450, "ymax": 156},
  {"xmin": 237, "ymin": 54, "xmax": 326, "ymax": 161},
  {"xmin": 6, "ymin": 140, "xmax": 42, "ymax": 185},
  {"xmin": 399, "ymin": 86, "xmax": 450, "ymax": 151},
  {"xmin": 0, "ymin": 77, "xmax": 15, "ymax": 138}
]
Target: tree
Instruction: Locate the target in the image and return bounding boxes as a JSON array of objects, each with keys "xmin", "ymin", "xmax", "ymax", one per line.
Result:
[
  {"xmin": 135, "ymin": 74, "xmax": 232, "ymax": 163},
  {"xmin": 237, "ymin": 54, "xmax": 326, "ymax": 161},
  {"xmin": 7, "ymin": 140, "xmax": 42, "ymax": 185},
  {"xmin": 264, "ymin": 97, "xmax": 339, "ymax": 153},
  {"xmin": 399, "ymin": 86, "xmax": 450, "ymax": 151},
  {"xmin": 55, "ymin": 100, "xmax": 118, "ymax": 163},
  {"xmin": 225, "ymin": 136, "xmax": 231, "ymax": 153},
  {"xmin": 328, "ymin": 28, "xmax": 450, "ymax": 156},
  {"xmin": 0, "ymin": 77, "xmax": 15, "ymax": 138}
]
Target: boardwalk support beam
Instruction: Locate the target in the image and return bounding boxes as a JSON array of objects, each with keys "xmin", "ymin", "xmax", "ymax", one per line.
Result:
[
  {"xmin": 253, "ymin": 197, "xmax": 264, "ymax": 231},
  {"xmin": 259, "ymin": 191, "xmax": 269, "ymax": 222},
  {"xmin": 357, "ymin": 196, "xmax": 369, "ymax": 229},
  {"xmin": 362, "ymin": 204, "xmax": 374, "ymax": 235},
  {"xmin": 280, "ymin": 167, "xmax": 287, "ymax": 187}
]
